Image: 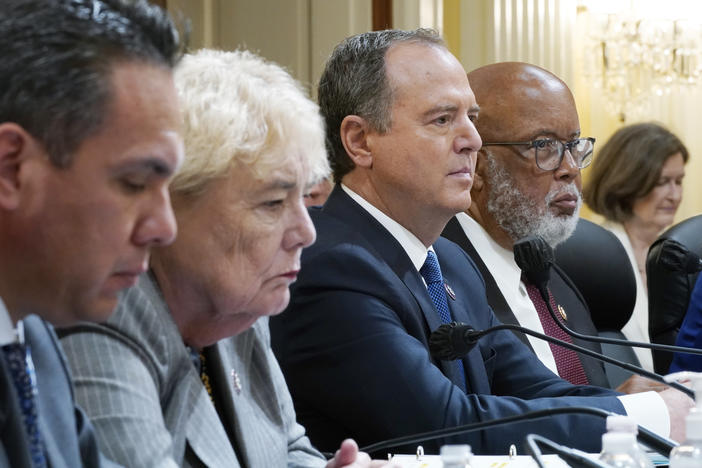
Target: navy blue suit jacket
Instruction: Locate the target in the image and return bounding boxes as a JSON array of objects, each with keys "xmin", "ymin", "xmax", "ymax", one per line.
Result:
[
  {"xmin": 0, "ymin": 315, "xmax": 118, "ymax": 468},
  {"xmin": 270, "ymin": 187, "xmax": 625, "ymax": 455},
  {"xmin": 670, "ymin": 274, "xmax": 702, "ymax": 372}
]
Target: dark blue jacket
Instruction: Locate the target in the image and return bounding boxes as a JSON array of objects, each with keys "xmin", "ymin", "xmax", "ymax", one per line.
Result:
[
  {"xmin": 270, "ymin": 186, "xmax": 624, "ymax": 456},
  {"xmin": 670, "ymin": 274, "xmax": 702, "ymax": 372}
]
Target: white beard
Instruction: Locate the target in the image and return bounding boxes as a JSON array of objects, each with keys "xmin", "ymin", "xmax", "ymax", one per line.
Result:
[{"xmin": 484, "ymin": 153, "xmax": 581, "ymax": 248}]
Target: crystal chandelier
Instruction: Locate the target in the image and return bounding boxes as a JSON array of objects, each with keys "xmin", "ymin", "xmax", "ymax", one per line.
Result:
[{"xmin": 580, "ymin": 1, "xmax": 702, "ymax": 121}]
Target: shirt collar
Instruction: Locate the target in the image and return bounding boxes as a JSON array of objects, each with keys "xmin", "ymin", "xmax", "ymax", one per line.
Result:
[
  {"xmin": 341, "ymin": 184, "xmax": 431, "ymax": 272},
  {"xmin": 455, "ymin": 212, "xmax": 523, "ymax": 291},
  {"xmin": 0, "ymin": 297, "xmax": 18, "ymax": 345}
]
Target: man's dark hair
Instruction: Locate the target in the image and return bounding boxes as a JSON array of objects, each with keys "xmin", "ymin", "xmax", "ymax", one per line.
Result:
[
  {"xmin": 0, "ymin": 0, "xmax": 185, "ymax": 167},
  {"xmin": 318, "ymin": 28, "xmax": 444, "ymax": 183}
]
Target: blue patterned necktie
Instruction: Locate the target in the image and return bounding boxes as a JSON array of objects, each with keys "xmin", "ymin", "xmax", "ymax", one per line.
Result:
[
  {"xmin": 3, "ymin": 342, "xmax": 47, "ymax": 468},
  {"xmin": 420, "ymin": 250, "xmax": 466, "ymax": 389},
  {"xmin": 420, "ymin": 251, "xmax": 453, "ymax": 323}
]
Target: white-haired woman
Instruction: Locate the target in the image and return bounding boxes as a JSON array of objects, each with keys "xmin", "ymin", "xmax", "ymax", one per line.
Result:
[{"xmin": 59, "ymin": 49, "xmax": 388, "ymax": 468}]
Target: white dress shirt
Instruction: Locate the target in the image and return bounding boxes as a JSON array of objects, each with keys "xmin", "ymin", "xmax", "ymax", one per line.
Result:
[
  {"xmin": 455, "ymin": 213, "xmax": 561, "ymax": 373},
  {"xmin": 341, "ymin": 184, "xmax": 430, "ymax": 272},
  {"xmin": 601, "ymin": 221, "xmax": 654, "ymax": 372},
  {"xmin": 0, "ymin": 296, "xmax": 16, "ymax": 346},
  {"xmin": 454, "ymin": 212, "xmax": 669, "ymax": 438}
]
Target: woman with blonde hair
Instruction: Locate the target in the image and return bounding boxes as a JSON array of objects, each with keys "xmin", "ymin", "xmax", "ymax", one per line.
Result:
[{"xmin": 59, "ymin": 49, "xmax": 388, "ymax": 468}]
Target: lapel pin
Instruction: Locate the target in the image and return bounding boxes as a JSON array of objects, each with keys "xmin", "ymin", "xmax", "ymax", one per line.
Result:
[
  {"xmin": 231, "ymin": 369, "xmax": 242, "ymax": 395},
  {"xmin": 558, "ymin": 304, "xmax": 567, "ymax": 321},
  {"xmin": 444, "ymin": 283, "xmax": 456, "ymax": 300}
]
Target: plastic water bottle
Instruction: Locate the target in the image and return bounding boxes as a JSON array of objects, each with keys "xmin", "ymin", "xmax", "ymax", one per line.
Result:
[
  {"xmin": 667, "ymin": 372, "xmax": 702, "ymax": 468},
  {"xmin": 669, "ymin": 407, "xmax": 702, "ymax": 468},
  {"xmin": 599, "ymin": 416, "xmax": 654, "ymax": 468},
  {"xmin": 604, "ymin": 416, "xmax": 654, "ymax": 468},
  {"xmin": 440, "ymin": 444, "xmax": 472, "ymax": 468},
  {"xmin": 599, "ymin": 433, "xmax": 646, "ymax": 467}
]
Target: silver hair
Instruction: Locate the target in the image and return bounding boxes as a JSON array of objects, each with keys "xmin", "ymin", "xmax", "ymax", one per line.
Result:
[
  {"xmin": 484, "ymin": 151, "xmax": 581, "ymax": 247},
  {"xmin": 172, "ymin": 49, "xmax": 330, "ymax": 198}
]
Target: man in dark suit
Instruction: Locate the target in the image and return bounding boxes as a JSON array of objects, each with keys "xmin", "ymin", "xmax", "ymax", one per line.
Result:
[
  {"xmin": 441, "ymin": 62, "xmax": 609, "ymax": 387},
  {"xmin": 270, "ymin": 30, "xmax": 691, "ymax": 456},
  {"xmin": 0, "ymin": 1, "xmax": 185, "ymax": 466},
  {"xmin": 441, "ymin": 63, "xmax": 673, "ymax": 398}
]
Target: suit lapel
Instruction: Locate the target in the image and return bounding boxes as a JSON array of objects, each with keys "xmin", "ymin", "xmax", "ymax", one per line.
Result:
[
  {"xmin": 549, "ymin": 268, "xmax": 610, "ymax": 387},
  {"xmin": 442, "ymin": 217, "xmax": 532, "ymax": 349},
  {"xmin": 209, "ymin": 323, "xmax": 290, "ymax": 468},
  {"xmin": 434, "ymin": 240, "xmax": 489, "ymax": 394},
  {"xmin": 134, "ymin": 274, "xmax": 239, "ymax": 467},
  {"xmin": 323, "ymin": 188, "xmax": 468, "ymax": 389},
  {"xmin": 323, "ymin": 187, "xmax": 445, "ymax": 335},
  {"xmin": 182, "ymin": 351, "xmax": 240, "ymax": 467},
  {"xmin": 208, "ymin": 333, "xmax": 253, "ymax": 468}
]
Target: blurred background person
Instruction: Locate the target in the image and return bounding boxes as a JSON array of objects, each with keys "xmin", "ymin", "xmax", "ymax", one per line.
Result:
[
  {"xmin": 59, "ymin": 49, "xmax": 388, "ymax": 468},
  {"xmin": 585, "ymin": 122, "xmax": 688, "ymax": 372},
  {"xmin": 304, "ymin": 177, "xmax": 333, "ymax": 207}
]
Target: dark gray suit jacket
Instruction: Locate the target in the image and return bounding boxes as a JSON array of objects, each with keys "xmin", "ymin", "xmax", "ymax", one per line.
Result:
[
  {"xmin": 441, "ymin": 216, "xmax": 610, "ymax": 388},
  {"xmin": 0, "ymin": 315, "xmax": 118, "ymax": 468}
]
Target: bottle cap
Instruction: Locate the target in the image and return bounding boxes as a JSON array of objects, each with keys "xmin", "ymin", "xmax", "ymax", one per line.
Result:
[
  {"xmin": 440, "ymin": 444, "xmax": 473, "ymax": 463},
  {"xmin": 607, "ymin": 415, "xmax": 639, "ymax": 434}
]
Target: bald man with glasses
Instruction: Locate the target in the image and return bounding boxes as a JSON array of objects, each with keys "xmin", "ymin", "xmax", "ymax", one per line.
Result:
[{"xmin": 442, "ymin": 62, "xmax": 691, "ymax": 441}]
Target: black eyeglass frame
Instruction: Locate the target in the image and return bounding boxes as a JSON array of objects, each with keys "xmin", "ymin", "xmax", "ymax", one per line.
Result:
[{"xmin": 481, "ymin": 137, "xmax": 596, "ymax": 171}]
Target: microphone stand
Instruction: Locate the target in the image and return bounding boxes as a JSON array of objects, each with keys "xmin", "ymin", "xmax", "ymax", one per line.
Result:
[
  {"xmin": 434, "ymin": 321, "xmax": 693, "ymax": 398},
  {"xmin": 535, "ymin": 283, "xmax": 702, "ymax": 356},
  {"xmin": 525, "ymin": 433, "xmax": 612, "ymax": 468},
  {"xmin": 513, "ymin": 235, "xmax": 702, "ymax": 358},
  {"xmin": 358, "ymin": 406, "xmax": 676, "ymax": 457}
]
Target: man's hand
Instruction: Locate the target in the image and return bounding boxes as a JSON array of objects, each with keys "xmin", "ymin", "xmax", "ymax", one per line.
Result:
[
  {"xmin": 616, "ymin": 375, "xmax": 669, "ymax": 394},
  {"xmin": 659, "ymin": 387, "xmax": 695, "ymax": 442},
  {"xmin": 325, "ymin": 439, "xmax": 399, "ymax": 468}
]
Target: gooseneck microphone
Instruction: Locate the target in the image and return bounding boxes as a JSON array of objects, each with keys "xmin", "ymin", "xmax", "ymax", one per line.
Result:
[
  {"xmin": 526, "ymin": 433, "xmax": 613, "ymax": 468},
  {"xmin": 428, "ymin": 321, "xmax": 693, "ymax": 397},
  {"xmin": 513, "ymin": 236, "xmax": 702, "ymax": 357},
  {"xmin": 513, "ymin": 235, "xmax": 554, "ymax": 294},
  {"xmin": 358, "ymin": 406, "xmax": 676, "ymax": 457},
  {"xmin": 654, "ymin": 238, "xmax": 702, "ymax": 275}
]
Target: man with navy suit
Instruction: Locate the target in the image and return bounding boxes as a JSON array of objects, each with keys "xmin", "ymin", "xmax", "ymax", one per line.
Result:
[
  {"xmin": 0, "ymin": 1, "xmax": 185, "ymax": 466},
  {"xmin": 270, "ymin": 29, "xmax": 690, "ymax": 455}
]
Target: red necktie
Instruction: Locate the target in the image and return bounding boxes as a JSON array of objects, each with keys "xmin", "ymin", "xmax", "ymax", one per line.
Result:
[{"xmin": 524, "ymin": 281, "xmax": 589, "ymax": 386}]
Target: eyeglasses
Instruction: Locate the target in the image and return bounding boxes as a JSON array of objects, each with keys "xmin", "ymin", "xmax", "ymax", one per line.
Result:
[{"xmin": 481, "ymin": 137, "xmax": 596, "ymax": 171}]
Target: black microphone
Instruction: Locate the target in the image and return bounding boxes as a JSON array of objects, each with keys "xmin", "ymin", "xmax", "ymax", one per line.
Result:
[
  {"xmin": 513, "ymin": 236, "xmax": 702, "ymax": 357},
  {"xmin": 513, "ymin": 235, "xmax": 554, "ymax": 297},
  {"xmin": 654, "ymin": 238, "xmax": 702, "ymax": 274},
  {"xmin": 358, "ymin": 406, "xmax": 676, "ymax": 457},
  {"xmin": 429, "ymin": 321, "xmax": 693, "ymax": 397}
]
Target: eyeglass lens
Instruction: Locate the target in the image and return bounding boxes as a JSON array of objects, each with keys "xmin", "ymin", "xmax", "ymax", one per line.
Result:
[{"xmin": 534, "ymin": 139, "xmax": 593, "ymax": 170}]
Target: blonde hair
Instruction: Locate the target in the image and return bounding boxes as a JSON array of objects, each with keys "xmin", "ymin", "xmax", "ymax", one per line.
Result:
[{"xmin": 172, "ymin": 48, "xmax": 329, "ymax": 198}]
